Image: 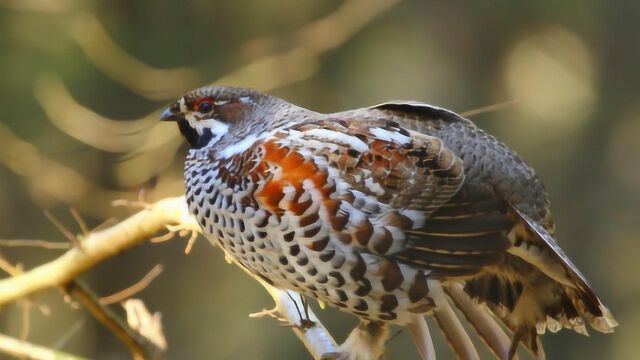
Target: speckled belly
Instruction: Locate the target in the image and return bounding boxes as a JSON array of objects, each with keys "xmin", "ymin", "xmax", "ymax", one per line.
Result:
[{"xmin": 185, "ymin": 159, "xmax": 436, "ymax": 325}]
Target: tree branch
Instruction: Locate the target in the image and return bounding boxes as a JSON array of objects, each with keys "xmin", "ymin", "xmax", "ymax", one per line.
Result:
[
  {"xmin": 0, "ymin": 332, "xmax": 88, "ymax": 360},
  {"xmin": 0, "ymin": 197, "xmax": 338, "ymax": 359},
  {"xmin": 0, "ymin": 197, "xmax": 190, "ymax": 306}
]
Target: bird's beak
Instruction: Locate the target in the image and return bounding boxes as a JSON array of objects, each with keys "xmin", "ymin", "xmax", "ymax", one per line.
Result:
[{"xmin": 161, "ymin": 106, "xmax": 179, "ymax": 122}]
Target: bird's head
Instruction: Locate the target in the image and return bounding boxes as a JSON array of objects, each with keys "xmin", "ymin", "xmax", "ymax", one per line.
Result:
[{"xmin": 161, "ymin": 86, "xmax": 265, "ymax": 149}]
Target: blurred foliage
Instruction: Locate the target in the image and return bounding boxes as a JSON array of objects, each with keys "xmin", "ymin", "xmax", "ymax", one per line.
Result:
[{"xmin": 0, "ymin": 0, "xmax": 638, "ymax": 359}]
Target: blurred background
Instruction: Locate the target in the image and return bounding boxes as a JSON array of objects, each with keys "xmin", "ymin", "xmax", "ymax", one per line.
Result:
[{"xmin": 0, "ymin": 0, "xmax": 638, "ymax": 358}]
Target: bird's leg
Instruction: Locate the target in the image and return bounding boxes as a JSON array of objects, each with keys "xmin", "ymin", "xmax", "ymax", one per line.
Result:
[
  {"xmin": 321, "ymin": 320, "xmax": 389, "ymax": 360},
  {"xmin": 299, "ymin": 294, "xmax": 316, "ymax": 328},
  {"xmin": 283, "ymin": 292, "xmax": 315, "ymax": 329}
]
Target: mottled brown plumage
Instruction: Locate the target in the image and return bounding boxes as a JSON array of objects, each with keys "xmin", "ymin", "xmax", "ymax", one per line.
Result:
[{"xmin": 162, "ymin": 86, "xmax": 617, "ymax": 359}]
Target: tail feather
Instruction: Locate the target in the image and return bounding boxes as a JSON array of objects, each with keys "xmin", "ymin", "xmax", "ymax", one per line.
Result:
[
  {"xmin": 408, "ymin": 316, "xmax": 436, "ymax": 360},
  {"xmin": 429, "ymin": 280, "xmax": 479, "ymax": 360},
  {"xmin": 509, "ymin": 207, "xmax": 618, "ymax": 335},
  {"xmin": 445, "ymin": 283, "xmax": 513, "ymax": 359}
]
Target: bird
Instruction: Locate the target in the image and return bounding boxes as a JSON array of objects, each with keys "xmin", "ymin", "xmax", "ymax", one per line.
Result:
[{"xmin": 161, "ymin": 86, "xmax": 617, "ymax": 360}]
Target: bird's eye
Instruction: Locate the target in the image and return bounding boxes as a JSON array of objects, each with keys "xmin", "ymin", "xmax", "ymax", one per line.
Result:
[{"xmin": 197, "ymin": 101, "xmax": 213, "ymax": 113}]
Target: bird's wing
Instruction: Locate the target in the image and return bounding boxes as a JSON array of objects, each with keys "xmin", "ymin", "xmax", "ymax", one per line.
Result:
[
  {"xmin": 294, "ymin": 117, "xmax": 466, "ymax": 214},
  {"xmin": 365, "ymin": 101, "xmax": 555, "ymax": 229},
  {"xmin": 360, "ymin": 101, "xmax": 617, "ymax": 341},
  {"xmin": 363, "ymin": 101, "xmax": 601, "ymax": 286}
]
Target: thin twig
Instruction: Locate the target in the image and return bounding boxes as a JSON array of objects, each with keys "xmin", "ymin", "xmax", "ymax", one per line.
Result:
[
  {"xmin": 0, "ymin": 239, "xmax": 70, "ymax": 250},
  {"xmin": 69, "ymin": 207, "xmax": 90, "ymax": 237},
  {"xmin": 20, "ymin": 300, "xmax": 31, "ymax": 342},
  {"xmin": 100, "ymin": 264, "xmax": 164, "ymax": 305},
  {"xmin": 43, "ymin": 211, "xmax": 81, "ymax": 248},
  {"xmin": 183, "ymin": 232, "xmax": 198, "ymax": 254},
  {"xmin": 460, "ymin": 99, "xmax": 520, "ymax": 118},
  {"xmin": 92, "ymin": 218, "xmax": 118, "ymax": 232},
  {"xmin": 2, "ymin": 239, "xmax": 159, "ymax": 359},
  {"xmin": 0, "ymin": 253, "xmax": 20, "ymax": 276},
  {"xmin": 0, "ymin": 254, "xmax": 52, "ymax": 318},
  {"xmin": 50, "ymin": 318, "xmax": 86, "ymax": 350},
  {"xmin": 0, "ymin": 332, "xmax": 88, "ymax": 360},
  {"xmin": 0, "ymin": 197, "xmax": 195, "ymax": 307}
]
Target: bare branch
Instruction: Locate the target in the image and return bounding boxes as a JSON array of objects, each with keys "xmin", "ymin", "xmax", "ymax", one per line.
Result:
[
  {"xmin": 0, "ymin": 197, "xmax": 338, "ymax": 359},
  {"xmin": 0, "ymin": 197, "xmax": 192, "ymax": 306},
  {"xmin": 69, "ymin": 207, "xmax": 90, "ymax": 237},
  {"xmin": 1, "ymin": 240, "xmax": 160, "ymax": 358},
  {"xmin": 50, "ymin": 318, "xmax": 86, "ymax": 350},
  {"xmin": 0, "ymin": 239, "xmax": 70, "ymax": 250},
  {"xmin": 0, "ymin": 332, "xmax": 88, "ymax": 360},
  {"xmin": 19, "ymin": 299, "xmax": 32, "ymax": 342},
  {"xmin": 100, "ymin": 264, "xmax": 164, "ymax": 305},
  {"xmin": 43, "ymin": 211, "xmax": 81, "ymax": 248},
  {"xmin": 0, "ymin": 254, "xmax": 52, "ymax": 318},
  {"xmin": 0, "ymin": 252, "xmax": 20, "ymax": 276}
]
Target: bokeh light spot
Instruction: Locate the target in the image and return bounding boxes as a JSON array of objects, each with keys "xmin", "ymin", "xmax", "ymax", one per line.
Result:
[{"xmin": 503, "ymin": 27, "xmax": 597, "ymax": 131}]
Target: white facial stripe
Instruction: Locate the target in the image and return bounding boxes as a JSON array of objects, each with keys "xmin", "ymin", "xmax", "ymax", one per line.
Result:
[
  {"xmin": 186, "ymin": 116, "xmax": 229, "ymax": 142},
  {"xmin": 196, "ymin": 118, "xmax": 229, "ymax": 137},
  {"xmin": 204, "ymin": 119, "xmax": 229, "ymax": 135}
]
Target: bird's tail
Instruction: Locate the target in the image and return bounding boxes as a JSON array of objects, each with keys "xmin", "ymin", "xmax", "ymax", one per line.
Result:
[
  {"xmin": 458, "ymin": 253, "xmax": 617, "ymax": 359},
  {"xmin": 413, "ymin": 279, "xmax": 522, "ymax": 360},
  {"xmin": 417, "ymin": 257, "xmax": 617, "ymax": 360}
]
